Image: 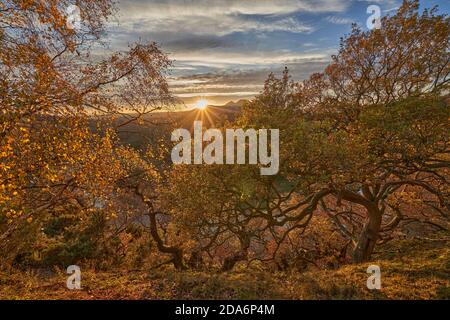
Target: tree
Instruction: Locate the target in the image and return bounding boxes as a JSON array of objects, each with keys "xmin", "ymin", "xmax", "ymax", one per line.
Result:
[
  {"xmin": 164, "ymin": 0, "xmax": 449, "ymax": 270},
  {"xmin": 240, "ymin": 0, "xmax": 449, "ymax": 263},
  {"xmin": 0, "ymin": 0, "xmax": 172, "ymax": 267}
]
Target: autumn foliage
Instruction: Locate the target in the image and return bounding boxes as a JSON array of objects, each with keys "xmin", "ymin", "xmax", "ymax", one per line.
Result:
[{"xmin": 0, "ymin": 0, "xmax": 448, "ymax": 288}]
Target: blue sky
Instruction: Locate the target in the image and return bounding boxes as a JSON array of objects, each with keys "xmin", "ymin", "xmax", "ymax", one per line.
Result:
[{"xmin": 107, "ymin": 0, "xmax": 450, "ymax": 107}]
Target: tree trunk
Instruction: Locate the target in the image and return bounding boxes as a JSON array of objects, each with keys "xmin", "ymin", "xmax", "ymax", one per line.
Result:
[
  {"xmin": 147, "ymin": 209, "xmax": 186, "ymax": 270},
  {"xmin": 221, "ymin": 251, "xmax": 247, "ymax": 272},
  {"xmin": 187, "ymin": 250, "xmax": 204, "ymax": 270},
  {"xmin": 221, "ymin": 233, "xmax": 250, "ymax": 272},
  {"xmin": 352, "ymin": 206, "xmax": 382, "ymax": 263},
  {"xmin": 135, "ymin": 185, "xmax": 186, "ymax": 270}
]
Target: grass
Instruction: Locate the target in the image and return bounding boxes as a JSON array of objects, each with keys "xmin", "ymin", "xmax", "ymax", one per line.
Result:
[{"xmin": 0, "ymin": 238, "xmax": 448, "ymax": 300}]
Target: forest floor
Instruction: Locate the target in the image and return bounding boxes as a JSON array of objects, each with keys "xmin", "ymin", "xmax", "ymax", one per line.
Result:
[{"xmin": 0, "ymin": 238, "xmax": 448, "ymax": 300}]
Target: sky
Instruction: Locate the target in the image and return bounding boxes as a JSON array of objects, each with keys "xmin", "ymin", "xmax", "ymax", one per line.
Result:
[{"xmin": 105, "ymin": 0, "xmax": 450, "ymax": 108}]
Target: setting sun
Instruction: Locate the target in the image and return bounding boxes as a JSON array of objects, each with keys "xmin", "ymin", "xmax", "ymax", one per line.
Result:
[{"xmin": 193, "ymin": 99, "xmax": 208, "ymax": 110}]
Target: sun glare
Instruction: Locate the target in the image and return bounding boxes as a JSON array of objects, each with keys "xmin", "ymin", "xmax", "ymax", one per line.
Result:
[{"xmin": 193, "ymin": 99, "xmax": 208, "ymax": 110}]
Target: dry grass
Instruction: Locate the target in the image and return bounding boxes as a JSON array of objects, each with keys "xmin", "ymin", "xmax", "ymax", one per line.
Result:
[{"xmin": 0, "ymin": 238, "xmax": 448, "ymax": 300}]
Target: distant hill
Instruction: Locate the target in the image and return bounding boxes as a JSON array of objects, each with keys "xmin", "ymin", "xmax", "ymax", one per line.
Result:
[
  {"xmin": 114, "ymin": 103, "xmax": 243, "ymax": 149},
  {"xmin": 176, "ymin": 104, "xmax": 242, "ymax": 128},
  {"xmin": 224, "ymin": 99, "xmax": 248, "ymax": 108}
]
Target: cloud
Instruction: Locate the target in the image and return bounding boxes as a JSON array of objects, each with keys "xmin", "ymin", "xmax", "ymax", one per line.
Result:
[
  {"xmin": 105, "ymin": 0, "xmax": 353, "ymax": 104},
  {"xmin": 118, "ymin": 0, "xmax": 349, "ymax": 19},
  {"xmin": 356, "ymin": 0, "xmax": 401, "ymax": 11},
  {"xmin": 170, "ymin": 57, "xmax": 331, "ymax": 94},
  {"xmin": 171, "ymin": 51, "xmax": 329, "ymax": 67},
  {"xmin": 113, "ymin": 13, "xmax": 314, "ymax": 39},
  {"xmin": 176, "ymin": 91, "xmax": 259, "ymax": 98},
  {"xmin": 113, "ymin": 0, "xmax": 352, "ymax": 39},
  {"xmin": 171, "ymin": 56, "xmax": 331, "ymax": 105}
]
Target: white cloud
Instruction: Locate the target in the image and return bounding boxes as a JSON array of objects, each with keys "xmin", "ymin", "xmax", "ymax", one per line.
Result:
[
  {"xmin": 107, "ymin": 0, "xmax": 350, "ymax": 103},
  {"xmin": 118, "ymin": 0, "xmax": 349, "ymax": 19},
  {"xmin": 171, "ymin": 51, "xmax": 330, "ymax": 67},
  {"xmin": 117, "ymin": 15, "xmax": 313, "ymax": 37},
  {"xmin": 114, "ymin": 0, "xmax": 351, "ymax": 37},
  {"xmin": 356, "ymin": 0, "xmax": 400, "ymax": 11},
  {"xmin": 175, "ymin": 91, "xmax": 259, "ymax": 98}
]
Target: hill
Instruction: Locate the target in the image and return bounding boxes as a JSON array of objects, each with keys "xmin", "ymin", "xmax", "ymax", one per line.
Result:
[
  {"xmin": 115, "ymin": 104, "xmax": 242, "ymax": 149},
  {"xmin": 224, "ymin": 99, "xmax": 248, "ymax": 109},
  {"xmin": 1, "ymin": 237, "xmax": 447, "ymax": 300}
]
